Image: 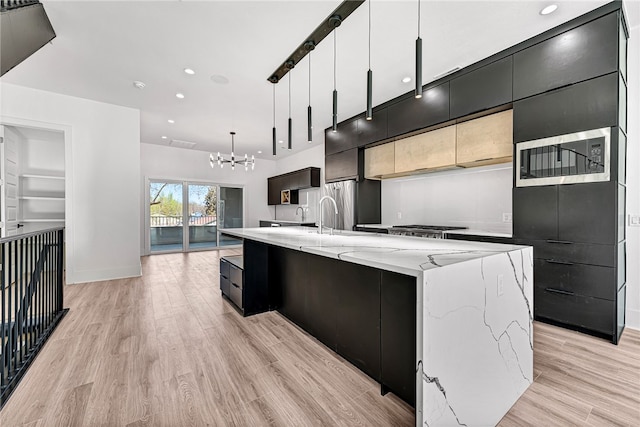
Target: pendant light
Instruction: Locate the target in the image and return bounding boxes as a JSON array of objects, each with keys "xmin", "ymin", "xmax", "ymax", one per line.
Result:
[
  {"xmin": 366, "ymin": 0, "xmax": 373, "ymax": 120},
  {"xmin": 415, "ymin": 0, "xmax": 422, "ymax": 99},
  {"xmin": 272, "ymin": 83, "xmax": 277, "ymax": 156},
  {"xmin": 306, "ymin": 41, "xmax": 315, "ymax": 143},
  {"xmin": 332, "ymin": 28, "xmax": 338, "ymax": 132},
  {"xmin": 288, "ymin": 72, "xmax": 292, "ymax": 150}
]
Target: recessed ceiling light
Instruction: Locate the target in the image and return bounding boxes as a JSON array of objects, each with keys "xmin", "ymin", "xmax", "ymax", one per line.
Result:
[
  {"xmin": 167, "ymin": 119, "xmax": 175, "ymax": 124},
  {"xmin": 161, "ymin": 136, "xmax": 167, "ymax": 139},
  {"xmin": 211, "ymin": 74, "xmax": 229, "ymax": 84},
  {"xmin": 278, "ymin": 140, "xmax": 284, "ymax": 144},
  {"xmin": 402, "ymin": 76, "xmax": 412, "ymax": 83},
  {"xmin": 540, "ymin": 4, "xmax": 558, "ymax": 15},
  {"xmin": 184, "ymin": 68, "xmax": 195, "ymax": 75},
  {"xmin": 257, "ymin": 150, "xmax": 262, "ymax": 154},
  {"xmin": 133, "ymin": 80, "xmax": 146, "ymax": 89},
  {"xmin": 176, "ymin": 93, "xmax": 185, "ymax": 99}
]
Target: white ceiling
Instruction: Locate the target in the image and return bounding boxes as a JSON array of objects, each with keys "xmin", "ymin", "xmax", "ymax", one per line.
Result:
[{"xmin": 1, "ymin": 0, "xmax": 620, "ymax": 160}]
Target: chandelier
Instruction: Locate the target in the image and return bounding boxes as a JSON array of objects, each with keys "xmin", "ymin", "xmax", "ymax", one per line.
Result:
[{"xmin": 210, "ymin": 131, "xmax": 255, "ymax": 171}]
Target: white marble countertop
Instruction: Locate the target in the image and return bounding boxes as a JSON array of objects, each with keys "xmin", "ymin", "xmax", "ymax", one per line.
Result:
[
  {"xmin": 261, "ymin": 219, "xmax": 316, "ymax": 225},
  {"xmin": 355, "ymin": 224, "xmax": 512, "ymax": 238},
  {"xmin": 221, "ymin": 227, "xmax": 527, "ymax": 277}
]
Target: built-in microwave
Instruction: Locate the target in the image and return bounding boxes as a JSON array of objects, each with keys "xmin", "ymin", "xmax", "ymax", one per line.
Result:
[{"xmin": 515, "ymin": 127, "xmax": 610, "ymax": 187}]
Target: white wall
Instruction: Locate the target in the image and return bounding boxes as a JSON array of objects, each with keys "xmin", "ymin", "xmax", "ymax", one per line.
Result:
[
  {"xmin": 624, "ymin": 14, "xmax": 639, "ymax": 330},
  {"xmin": 381, "ymin": 164, "xmax": 513, "ymax": 233},
  {"xmin": 273, "ymin": 144, "xmax": 324, "ymax": 223},
  {"xmin": 140, "ymin": 143, "xmax": 276, "ymax": 253},
  {"xmin": 0, "ymin": 83, "xmax": 141, "ymax": 284}
]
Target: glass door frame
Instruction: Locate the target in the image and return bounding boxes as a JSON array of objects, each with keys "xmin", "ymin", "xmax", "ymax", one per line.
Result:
[{"xmin": 145, "ymin": 178, "xmax": 245, "ymax": 255}]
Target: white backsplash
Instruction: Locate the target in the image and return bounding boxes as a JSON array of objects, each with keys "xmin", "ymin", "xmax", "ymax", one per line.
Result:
[
  {"xmin": 274, "ymin": 187, "xmax": 321, "ymax": 223},
  {"xmin": 381, "ymin": 164, "xmax": 513, "ymax": 234}
]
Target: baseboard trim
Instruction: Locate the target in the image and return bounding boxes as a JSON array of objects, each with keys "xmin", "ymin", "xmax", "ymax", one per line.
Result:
[{"xmin": 68, "ymin": 263, "xmax": 142, "ymax": 284}]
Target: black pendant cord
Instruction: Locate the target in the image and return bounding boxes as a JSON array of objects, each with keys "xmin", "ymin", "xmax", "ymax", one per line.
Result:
[
  {"xmin": 415, "ymin": 0, "xmax": 422, "ymax": 99},
  {"xmin": 288, "ymin": 73, "xmax": 292, "ymax": 150},
  {"xmin": 366, "ymin": 0, "xmax": 373, "ymax": 120},
  {"xmin": 332, "ymin": 29, "xmax": 338, "ymax": 132},
  {"xmin": 308, "ymin": 53, "xmax": 313, "ymax": 143},
  {"xmin": 272, "ymin": 84, "xmax": 277, "ymax": 156}
]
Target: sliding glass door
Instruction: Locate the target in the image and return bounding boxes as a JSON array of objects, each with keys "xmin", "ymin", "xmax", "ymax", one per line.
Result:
[{"xmin": 149, "ymin": 180, "xmax": 243, "ymax": 253}]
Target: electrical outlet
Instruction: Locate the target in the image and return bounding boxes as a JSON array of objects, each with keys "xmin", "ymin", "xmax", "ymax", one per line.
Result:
[
  {"xmin": 497, "ymin": 274, "xmax": 504, "ymax": 296},
  {"xmin": 397, "ymin": 211, "xmax": 402, "ymax": 220},
  {"xmin": 502, "ymin": 213, "xmax": 512, "ymax": 223},
  {"xmin": 629, "ymin": 214, "xmax": 640, "ymax": 227}
]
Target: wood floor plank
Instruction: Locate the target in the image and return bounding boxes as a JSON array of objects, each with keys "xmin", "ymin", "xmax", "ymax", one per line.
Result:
[{"xmin": 2, "ymin": 250, "xmax": 639, "ymax": 427}]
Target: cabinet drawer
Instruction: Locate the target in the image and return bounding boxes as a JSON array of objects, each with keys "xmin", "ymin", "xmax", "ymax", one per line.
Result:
[
  {"xmin": 220, "ymin": 275, "xmax": 230, "ymax": 297},
  {"xmin": 535, "ymin": 259, "xmax": 615, "ymax": 300},
  {"xmin": 514, "ymin": 239, "xmax": 615, "ymax": 267},
  {"xmin": 229, "ymin": 282, "xmax": 243, "ymax": 309},
  {"xmin": 534, "ymin": 284, "xmax": 614, "ymax": 335},
  {"xmin": 220, "ymin": 259, "xmax": 230, "ymax": 279},
  {"xmin": 230, "ymin": 265, "xmax": 243, "ymax": 289}
]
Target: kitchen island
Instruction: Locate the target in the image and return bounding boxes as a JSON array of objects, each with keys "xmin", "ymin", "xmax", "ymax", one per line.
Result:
[{"xmin": 221, "ymin": 227, "xmax": 533, "ymax": 427}]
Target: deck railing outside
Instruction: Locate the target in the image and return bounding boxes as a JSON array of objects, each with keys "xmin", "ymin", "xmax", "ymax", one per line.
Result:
[{"xmin": 0, "ymin": 227, "xmax": 66, "ymax": 409}]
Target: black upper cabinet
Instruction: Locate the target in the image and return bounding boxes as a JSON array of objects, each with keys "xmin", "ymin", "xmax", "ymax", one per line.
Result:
[
  {"xmin": 513, "ymin": 12, "xmax": 619, "ymax": 100},
  {"xmin": 513, "ymin": 186, "xmax": 558, "ymax": 241},
  {"xmin": 356, "ymin": 109, "xmax": 387, "ymax": 146},
  {"xmin": 267, "ymin": 167, "xmax": 320, "ymax": 205},
  {"xmin": 267, "ymin": 176, "xmax": 282, "ymax": 205},
  {"xmin": 387, "ymin": 82, "xmax": 450, "ymax": 137},
  {"xmin": 513, "ymin": 72, "xmax": 618, "ymax": 143},
  {"xmin": 450, "ymin": 56, "xmax": 513, "ymax": 119},
  {"xmin": 325, "ymin": 148, "xmax": 359, "ymax": 183},
  {"xmin": 325, "ymin": 118, "xmax": 359, "ymax": 156}
]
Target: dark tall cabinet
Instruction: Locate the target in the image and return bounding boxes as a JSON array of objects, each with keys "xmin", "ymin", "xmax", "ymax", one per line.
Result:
[{"xmin": 512, "ymin": 9, "xmax": 628, "ymax": 344}]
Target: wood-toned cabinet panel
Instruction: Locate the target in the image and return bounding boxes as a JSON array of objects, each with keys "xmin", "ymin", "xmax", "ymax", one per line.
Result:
[
  {"xmin": 394, "ymin": 125, "xmax": 456, "ymax": 174},
  {"xmin": 364, "ymin": 142, "xmax": 394, "ymax": 179},
  {"xmin": 456, "ymin": 110, "xmax": 513, "ymax": 166}
]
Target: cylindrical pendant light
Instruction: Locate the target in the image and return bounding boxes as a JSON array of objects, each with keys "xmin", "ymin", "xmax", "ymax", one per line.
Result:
[
  {"xmin": 288, "ymin": 73, "xmax": 292, "ymax": 150},
  {"xmin": 366, "ymin": 0, "xmax": 373, "ymax": 120},
  {"xmin": 272, "ymin": 84, "xmax": 277, "ymax": 156},
  {"xmin": 415, "ymin": 0, "xmax": 422, "ymax": 99},
  {"xmin": 307, "ymin": 48, "xmax": 313, "ymax": 143},
  {"xmin": 332, "ymin": 28, "xmax": 338, "ymax": 132}
]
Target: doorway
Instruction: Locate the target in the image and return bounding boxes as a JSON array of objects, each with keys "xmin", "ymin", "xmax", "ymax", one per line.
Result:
[{"xmin": 148, "ymin": 180, "xmax": 243, "ymax": 253}]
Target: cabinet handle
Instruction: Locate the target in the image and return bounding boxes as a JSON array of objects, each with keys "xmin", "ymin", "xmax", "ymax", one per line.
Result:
[
  {"xmin": 545, "ymin": 259, "xmax": 574, "ymax": 266},
  {"xmin": 231, "ymin": 282, "xmax": 240, "ymax": 288},
  {"xmin": 545, "ymin": 288, "xmax": 575, "ymax": 296},
  {"xmin": 546, "ymin": 239, "xmax": 573, "ymax": 245}
]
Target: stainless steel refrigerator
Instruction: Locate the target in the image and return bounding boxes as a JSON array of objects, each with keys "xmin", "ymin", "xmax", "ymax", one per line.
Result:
[{"xmin": 322, "ymin": 180, "xmax": 356, "ymax": 231}]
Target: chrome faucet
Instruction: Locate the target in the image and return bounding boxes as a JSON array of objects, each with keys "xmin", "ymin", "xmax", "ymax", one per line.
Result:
[
  {"xmin": 318, "ymin": 196, "xmax": 338, "ymax": 235},
  {"xmin": 296, "ymin": 206, "xmax": 307, "ymax": 222}
]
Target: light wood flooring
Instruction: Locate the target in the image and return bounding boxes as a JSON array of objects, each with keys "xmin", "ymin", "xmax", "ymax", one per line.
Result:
[{"xmin": 0, "ymin": 250, "xmax": 638, "ymax": 426}]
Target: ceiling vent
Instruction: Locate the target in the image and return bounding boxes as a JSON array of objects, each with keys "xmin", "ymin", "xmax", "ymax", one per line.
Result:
[
  {"xmin": 169, "ymin": 139, "xmax": 197, "ymax": 149},
  {"xmin": 1, "ymin": 1, "xmax": 56, "ymax": 77}
]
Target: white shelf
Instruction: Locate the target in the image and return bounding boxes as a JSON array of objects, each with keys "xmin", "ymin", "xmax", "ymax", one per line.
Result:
[
  {"xmin": 20, "ymin": 219, "xmax": 65, "ymax": 223},
  {"xmin": 19, "ymin": 196, "xmax": 65, "ymax": 201},
  {"xmin": 20, "ymin": 173, "xmax": 65, "ymax": 181}
]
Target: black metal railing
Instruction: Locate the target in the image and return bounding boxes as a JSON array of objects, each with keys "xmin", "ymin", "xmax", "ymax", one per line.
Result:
[
  {"xmin": 0, "ymin": 0, "xmax": 40, "ymax": 12},
  {"xmin": 0, "ymin": 227, "xmax": 66, "ymax": 409}
]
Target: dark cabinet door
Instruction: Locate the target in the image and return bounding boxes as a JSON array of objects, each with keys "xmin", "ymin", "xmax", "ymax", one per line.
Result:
[
  {"xmin": 387, "ymin": 82, "xmax": 450, "ymax": 137},
  {"xmin": 267, "ymin": 177, "xmax": 281, "ymax": 205},
  {"xmin": 513, "ymin": 72, "xmax": 618, "ymax": 142},
  {"xmin": 305, "ymin": 254, "xmax": 338, "ymax": 351},
  {"xmin": 381, "ymin": 271, "xmax": 416, "ymax": 407},
  {"xmin": 558, "ymin": 182, "xmax": 616, "ymax": 245},
  {"xmin": 450, "ymin": 56, "xmax": 513, "ymax": 118},
  {"xmin": 325, "ymin": 118, "xmax": 359, "ymax": 156},
  {"xmin": 356, "ymin": 109, "xmax": 387, "ymax": 146},
  {"xmin": 513, "ymin": 186, "xmax": 558, "ymax": 241},
  {"xmin": 335, "ymin": 262, "xmax": 381, "ymax": 381},
  {"xmin": 513, "ymin": 12, "xmax": 619, "ymax": 100},
  {"xmin": 270, "ymin": 246, "xmax": 309, "ymax": 330},
  {"xmin": 243, "ymin": 239, "xmax": 270, "ymax": 315},
  {"xmin": 355, "ymin": 179, "xmax": 381, "ymax": 225},
  {"xmin": 535, "ymin": 259, "xmax": 616, "ymax": 300},
  {"xmin": 325, "ymin": 148, "xmax": 359, "ymax": 182}
]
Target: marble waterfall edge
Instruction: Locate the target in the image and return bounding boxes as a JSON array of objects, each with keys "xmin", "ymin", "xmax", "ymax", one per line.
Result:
[{"xmin": 420, "ymin": 247, "xmax": 533, "ymax": 426}]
